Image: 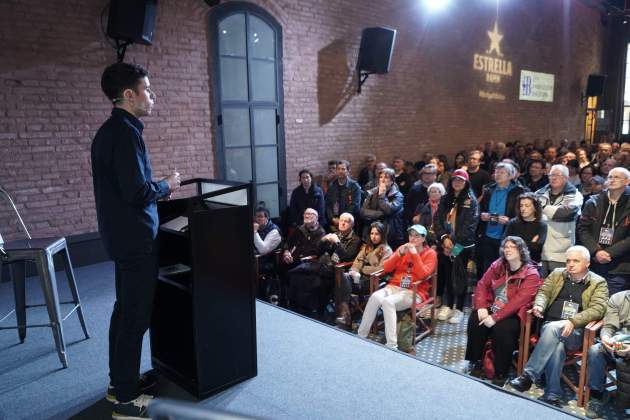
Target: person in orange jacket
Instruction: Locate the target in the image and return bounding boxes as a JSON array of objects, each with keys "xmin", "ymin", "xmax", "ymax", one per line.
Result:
[{"xmin": 357, "ymin": 224, "xmax": 437, "ymax": 349}]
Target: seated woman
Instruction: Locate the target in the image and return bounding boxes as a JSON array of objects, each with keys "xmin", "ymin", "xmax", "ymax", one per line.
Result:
[
  {"xmin": 503, "ymin": 192, "xmax": 547, "ymax": 264},
  {"xmin": 335, "ymin": 221, "xmax": 393, "ymax": 329},
  {"xmin": 465, "ymin": 236, "xmax": 542, "ymax": 386},
  {"xmin": 288, "ymin": 212, "xmax": 361, "ymax": 319},
  {"xmin": 357, "ymin": 224, "xmax": 437, "ymax": 349}
]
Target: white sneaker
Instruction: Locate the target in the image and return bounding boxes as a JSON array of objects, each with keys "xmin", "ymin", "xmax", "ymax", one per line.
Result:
[
  {"xmin": 448, "ymin": 309, "xmax": 464, "ymax": 324},
  {"xmin": 437, "ymin": 305, "xmax": 451, "ymax": 321}
]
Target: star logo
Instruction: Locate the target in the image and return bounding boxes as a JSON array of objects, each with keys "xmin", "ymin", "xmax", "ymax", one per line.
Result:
[{"xmin": 486, "ymin": 21, "xmax": 504, "ymax": 57}]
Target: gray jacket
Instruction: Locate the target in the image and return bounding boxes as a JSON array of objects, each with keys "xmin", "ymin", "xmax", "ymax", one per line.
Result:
[
  {"xmin": 535, "ymin": 182, "xmax": 583, "ymax": 262},
  {"xmin": 601, "ymin": 291, "xmax": 630, "ymax": 341}
]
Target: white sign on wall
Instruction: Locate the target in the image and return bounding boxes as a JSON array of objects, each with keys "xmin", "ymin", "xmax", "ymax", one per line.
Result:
[{"xmin": 519, "ymin": 70, "xmax": 554, "ymax": 102}]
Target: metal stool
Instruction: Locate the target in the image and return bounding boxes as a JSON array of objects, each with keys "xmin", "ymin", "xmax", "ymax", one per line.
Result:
[{"xmin": 0, "ymin": 187, "xmax": 89, "ymax": 368}]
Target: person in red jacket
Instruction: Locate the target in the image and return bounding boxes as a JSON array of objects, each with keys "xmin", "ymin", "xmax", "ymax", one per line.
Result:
[
  {"xmin": 465, "ymin": 235, "xmax": 542, "ymax": 385},
  {"xmin": 357, "ymin": 224, "xmax": 437, "ymax": 349}
]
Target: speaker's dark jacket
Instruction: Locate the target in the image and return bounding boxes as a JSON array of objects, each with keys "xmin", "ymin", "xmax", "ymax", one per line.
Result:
[{"xmin": 91, "ymin": 108, "xmax": 170, "ymax": 260}]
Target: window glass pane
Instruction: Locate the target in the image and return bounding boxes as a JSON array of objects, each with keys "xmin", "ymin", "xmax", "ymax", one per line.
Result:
[
  {"xmin": 220, "ymin": 57, "xmax": 248, "ymax": 101},
  {"xmin": 253, "ymin": 109, "xmax": 277, "ymax": 145},
  {"xmin": 223, "ymin": 108, "xmax": 250, "ymax": 147},
  {"xmin": 256, "ymin": 183, "xmax": 279, "ymax": 218},
  {"xmin": 623, "ymin": 107, "xmax": 630, "ymax": 135},
  {"xmin": 219, "ymin": 14, "xmax": 246, "ymax": 57},
  {"xmin": 249, "ymin": 16, "xmax": 275, "ymax": 60},
  {"xmin": 255, "ymin": 146, "xmax": 278, "ymax": 183},
  {"xmin": 251, "ymin": 60, "xmax": 276, "ymax": 102},
  {"xmin": 225, "ymin": 148, "xmax": 252, "ymax": 182}
]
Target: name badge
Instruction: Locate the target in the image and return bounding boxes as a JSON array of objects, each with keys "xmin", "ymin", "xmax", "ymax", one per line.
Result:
[
  {"xmin": 400, "ymin": 275, "xmax": 412, "ymax": 289},
  {"xmin": 561, "ymin": 301, "xmax": 579, "ymax": 320},
  {"xmin": 599, "ymin": 227, "xmax": 614, "ymax": 246}
]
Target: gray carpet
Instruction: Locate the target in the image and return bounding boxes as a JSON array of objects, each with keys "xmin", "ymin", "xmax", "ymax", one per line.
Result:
[{"xmin": 0, "ymin": 262, "xmax": 575, "ymax": 419}]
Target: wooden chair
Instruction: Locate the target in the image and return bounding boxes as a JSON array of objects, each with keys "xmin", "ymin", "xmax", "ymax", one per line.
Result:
[
  {"xmin": 518, "ymin": 310, "xmax": 603, "ymax": 407},
  {"xmin": 367, "ymin": 269, "xmax": 438, "ymax": 344}
]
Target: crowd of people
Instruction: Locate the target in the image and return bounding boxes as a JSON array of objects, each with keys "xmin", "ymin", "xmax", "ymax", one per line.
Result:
[{"xmin": 252, "ymin": 138, "xmax": 630, "ymax": 418}]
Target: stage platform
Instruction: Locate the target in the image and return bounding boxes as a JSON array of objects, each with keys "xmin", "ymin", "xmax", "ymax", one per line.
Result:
[{"xmin": 0, "ymin": 262, "xmax": 576, "ymax": 419}]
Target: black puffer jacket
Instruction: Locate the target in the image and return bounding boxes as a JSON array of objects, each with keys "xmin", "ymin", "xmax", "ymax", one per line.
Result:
[{"xmin": 434, "ymin": 189, "xmax": 479, "ymax": 247}]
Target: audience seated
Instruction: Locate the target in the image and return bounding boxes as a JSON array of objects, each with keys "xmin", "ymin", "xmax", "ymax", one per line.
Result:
[
  {"xmin": 466, "ymin": 236, "xmax": 542, "ymax": 386},
  {"xmin": 288, "ymin": 212, "xmax": 361, "ymax": 318},
  {"xmin": 359, "ymin": 168, "xmax": 405, "ymax": 250},
  {"xmin": 504, "ymin": 192, "xmax": 547, "ymax": 264},
  {"xmin": 510, "ymin": 246, "xmax": 608, "ymax": 407},
  {"xmin": 578, "ymin": 165, "xmax": 595, "ymax": 199},
  {"xmin": 335, "ymin": 221, "xmax": 393, "ymax": 329},
  {"xmin": 535, "ymin": 164, "xmax": 583, "ymax": 277},
  {"xmin": 578, "ymin": 167, "xmax": 630, "ymax": 296},
  {"xmin": 288, "ymin": 169, "xmax": 326, "ymax": 229},
  {"xmin": 477, "ymin": 162, "xmax": 528, "ymax": 278},
  {"xmin": 434, "ymin": 169, "xmax": 479, "ymax": 324},
  {"xmin": 585, "ymin": 289, "xmax": 630, "ymax": 418},
  {"xmin": 325, "ymin": 160, "xmax": 362, "ymax": 232},
  {"xmin": 281, "ymin": 208, "xmax": 326, "ymax": 306},
  {"xmin": 591, "ymin": 142, "xmax": 612, "ymax": 173},
  {"xmin": 357, "ymin": 224, "xmax": 437, "ymax": 349}
]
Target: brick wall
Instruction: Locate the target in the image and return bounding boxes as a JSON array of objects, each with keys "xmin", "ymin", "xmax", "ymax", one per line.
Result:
[{"xmin": 0, "ymin": 0, "xmax": 605, "ymax": 240}]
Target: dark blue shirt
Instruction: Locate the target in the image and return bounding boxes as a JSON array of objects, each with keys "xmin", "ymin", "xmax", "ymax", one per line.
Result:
[{"xmin": 91, "ymin": 108, "xmax": 170, "ymax": 259}]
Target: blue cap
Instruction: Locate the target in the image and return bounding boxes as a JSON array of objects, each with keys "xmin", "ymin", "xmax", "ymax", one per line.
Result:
[{"xmin": 407, "ymin": 224, "xmax": 427, "ymax": 236}]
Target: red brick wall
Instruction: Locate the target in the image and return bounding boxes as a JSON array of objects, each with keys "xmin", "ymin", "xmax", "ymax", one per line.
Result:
[{"xmin": 0, "ymin": 0, "xmax": 605, "ymax": 239}]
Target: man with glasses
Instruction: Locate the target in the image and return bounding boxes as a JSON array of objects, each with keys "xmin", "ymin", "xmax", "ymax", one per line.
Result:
[
  {"xmin": 535, "ymin": 164, "xmax": 583, "ymax": 277},
  {"xmin": 578, "ymin": 167, "xmax": 630, "ymax": 295},
  {"xmin": 404, "ymin": 163, "xmax": 437, "ymax": 226}
]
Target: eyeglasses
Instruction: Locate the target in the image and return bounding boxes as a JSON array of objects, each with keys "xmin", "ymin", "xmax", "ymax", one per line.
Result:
[
  {"xmin": 607, "ymin": 175, "xmax": 627, "ymax": 181},
  {"xmin": 503, "ymin": 244, "xmax": 518, "ymax": 250}
]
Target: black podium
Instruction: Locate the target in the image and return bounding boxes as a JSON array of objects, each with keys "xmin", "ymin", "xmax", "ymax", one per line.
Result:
[{"xmin": 151, "ymin": 178, "xmax": 257, "ymax": 398}]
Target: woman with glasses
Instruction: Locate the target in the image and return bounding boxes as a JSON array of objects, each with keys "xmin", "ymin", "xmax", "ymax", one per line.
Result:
[
  {"xmin": 357, "ymin": 224, "xmax": 437, "ymax": 349},
  {"xmin": 465, "ymin": 236, "xmax": 542, "ymax": 386}
]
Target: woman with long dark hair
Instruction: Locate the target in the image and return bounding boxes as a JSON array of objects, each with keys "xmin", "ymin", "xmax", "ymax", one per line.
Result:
[
  {"xmin": 335, "ymin": 222, "xmax": 392, "ymax": 329},
  {"xmin": 433, "ymin": 169, "xmax": 479, "ymax": 324},
  {"xmin": 503, "ymin": 192, "xmax": 547, "ymax": 264},
  {"xmin": 465, "ymin": 236, "xmax": 542, "ymax": 385}
]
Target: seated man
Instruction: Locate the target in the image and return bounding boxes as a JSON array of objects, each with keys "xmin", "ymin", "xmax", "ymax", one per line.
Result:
[
  {"xmin": 253, "ymin": 206, "xmax": 282, "ymax": 301},
  {"xmin": 585, "ymin": 290, "xmax": 630, "ymax": 418},
  {"xmin": 280, "ymin": 208, "xmax": 326, "ymax": 306},
  {"xmin": 510, "ymin": 246, "xmax": 608, "ymax": 406},
  {"xmin": 288, "ymin": 212, "xmax": 361, "ymax": 318}
]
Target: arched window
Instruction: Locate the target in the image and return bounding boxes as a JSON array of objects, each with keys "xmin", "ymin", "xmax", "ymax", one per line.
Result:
[{"xmin": 210, "ymin": 2, "xmax": 286, "ymax": 218}]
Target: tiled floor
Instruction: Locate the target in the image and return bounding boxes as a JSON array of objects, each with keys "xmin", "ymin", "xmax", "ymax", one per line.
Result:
[{"xmin": 350, "ymin": 307, "xmax": 629, "ymax": 420}]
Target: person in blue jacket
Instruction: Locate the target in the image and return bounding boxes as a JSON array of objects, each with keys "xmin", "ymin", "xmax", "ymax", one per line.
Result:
[{"xmin": 92, "ymin": 62, "xmax": 180, "ymax": 420}]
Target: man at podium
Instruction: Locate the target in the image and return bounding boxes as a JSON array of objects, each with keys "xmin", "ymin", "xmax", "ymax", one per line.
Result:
[{"xmin": 92, "ymin": 62, "xmax": 181, "ymax": 420}]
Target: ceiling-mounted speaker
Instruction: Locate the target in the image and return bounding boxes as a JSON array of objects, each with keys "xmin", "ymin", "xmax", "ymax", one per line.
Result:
[{"xmin": 107, "ymin": 0, "xmax": 157, "ymax": 45}]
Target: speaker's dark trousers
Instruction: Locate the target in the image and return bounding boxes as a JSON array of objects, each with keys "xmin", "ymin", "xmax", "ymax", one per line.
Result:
[
  {"xmin": 109, "ymin": 239, "xmax": 159, "ymax": 402},
  {"xmin": 465, "ymin": 310, "xmax": 521, "ymax": 377}
]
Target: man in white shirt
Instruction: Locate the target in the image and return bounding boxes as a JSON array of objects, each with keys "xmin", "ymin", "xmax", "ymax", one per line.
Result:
[{"xmin": 253, "ymin": 206, "xmax": 282, "ymax": 256}]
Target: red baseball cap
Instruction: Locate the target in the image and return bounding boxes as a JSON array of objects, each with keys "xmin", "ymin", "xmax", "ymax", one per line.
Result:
[{"xmin": 452, "ymin": 169, "xmax": 469, "ymax": 182}]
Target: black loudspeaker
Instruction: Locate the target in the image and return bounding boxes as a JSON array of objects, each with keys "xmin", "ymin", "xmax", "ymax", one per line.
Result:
[
  {"xmin": 107, "ymin": 0, "xmax": 157, "ymax": 45},
  {"xmin": 356, "ymin": 27, "xmax": 396, "ymax": 74},
  {"xmin": 586, "ymin": 74, "xmax": 606, "ymax": 97}
]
